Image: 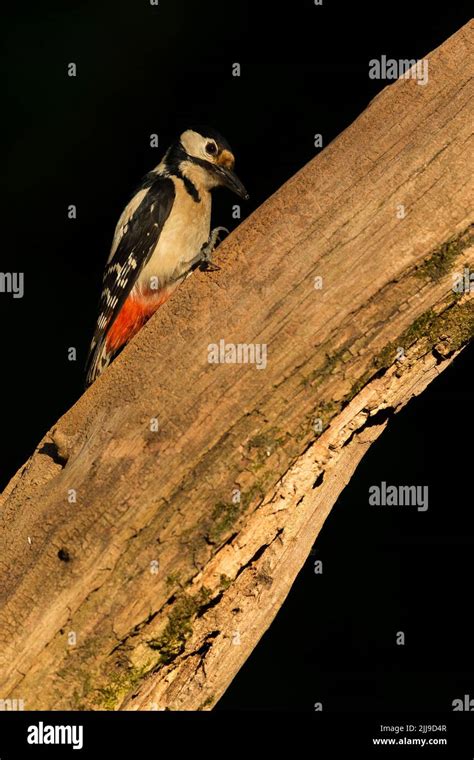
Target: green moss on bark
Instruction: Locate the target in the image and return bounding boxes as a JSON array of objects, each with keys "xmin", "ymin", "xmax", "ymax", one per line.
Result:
[
  {"xmin": 415, "ymin": 225, "xmax": 473, "ymax": 283},
  {"xmin": 148, "ymin": 587, "xmax": 212, "ymax": 664}
]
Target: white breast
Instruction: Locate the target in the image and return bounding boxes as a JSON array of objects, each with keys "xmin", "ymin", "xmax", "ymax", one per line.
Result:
[{"xmin": 137, "ymin": 177, "xmax": 211, "ymax": 293}]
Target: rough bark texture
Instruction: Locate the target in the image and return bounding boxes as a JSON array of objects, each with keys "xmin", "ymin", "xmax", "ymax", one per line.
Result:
[{"xmin": 0, "ymin": 23, "xmax": 473, "ymax": 711}]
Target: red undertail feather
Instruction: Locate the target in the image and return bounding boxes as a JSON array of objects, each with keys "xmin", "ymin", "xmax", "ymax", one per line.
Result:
[{"xmin": 106, "ymin": 290, "xmax": 172, "ymax": 353}]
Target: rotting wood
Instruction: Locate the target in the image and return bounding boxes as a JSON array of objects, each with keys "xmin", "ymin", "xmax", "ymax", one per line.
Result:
[{"xmin": 0, "ymin": 22, "xmax": 473, "ymax": 711}]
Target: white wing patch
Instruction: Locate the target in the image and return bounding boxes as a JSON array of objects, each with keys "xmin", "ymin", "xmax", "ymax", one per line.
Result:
[{"xmin": 107, "ymin": 187, "xmax": 150, "ymax": 264}]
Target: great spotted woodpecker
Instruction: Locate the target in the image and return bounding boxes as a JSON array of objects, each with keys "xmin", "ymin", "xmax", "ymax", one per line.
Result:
[{"xmin": 85, "ymin": 127, "xmax": 248, "ymax": 386}]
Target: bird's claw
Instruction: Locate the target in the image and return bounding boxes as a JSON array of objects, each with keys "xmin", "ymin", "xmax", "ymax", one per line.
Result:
[{"xmin": 199, "ymin": 226, "xmax": 229, "ymax": 271}]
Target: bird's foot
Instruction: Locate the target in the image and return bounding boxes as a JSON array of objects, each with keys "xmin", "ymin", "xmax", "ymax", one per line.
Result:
[{"xmin": 198, "ymin": 226, "xmax": 229, "ymax": 271}]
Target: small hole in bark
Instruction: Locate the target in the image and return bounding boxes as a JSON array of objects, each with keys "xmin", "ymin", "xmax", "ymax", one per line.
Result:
[
  {"xmin": 313, "ymin": 472, "xmax": 324, "ymax": 489},
  {"xmin": 39, "ymin": 441, "xmax": 68, "ymax": 466}
]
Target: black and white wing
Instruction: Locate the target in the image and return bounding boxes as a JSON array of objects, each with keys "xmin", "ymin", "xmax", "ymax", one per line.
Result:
[{"xmin": 85, "ymin": 174, "xmax": 175, "ymax": 386}]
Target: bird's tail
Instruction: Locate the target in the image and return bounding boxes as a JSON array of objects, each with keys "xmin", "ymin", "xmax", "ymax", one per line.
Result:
[
  {"xmin": 84, "ymin": 288, "xmax": 174, "ymax": 387},
  {"xmin": 84, "ymin": 337, "xmax": 112, "ymax": 388}
]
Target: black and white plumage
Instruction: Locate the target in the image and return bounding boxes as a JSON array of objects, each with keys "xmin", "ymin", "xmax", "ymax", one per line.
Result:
[{"xmin": 85, "ymin": 127, "xmax": 248, "ymax": 386}]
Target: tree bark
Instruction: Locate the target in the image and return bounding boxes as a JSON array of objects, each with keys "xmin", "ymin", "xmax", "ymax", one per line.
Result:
[{"xmin": 0, "ymin": 22, "xmax": 473, "ymax": 711}]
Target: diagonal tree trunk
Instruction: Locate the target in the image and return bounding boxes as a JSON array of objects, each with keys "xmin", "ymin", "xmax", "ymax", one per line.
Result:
[{"xmin": 0, "ymin": 22, "xmax": 473, "ymax": 711}]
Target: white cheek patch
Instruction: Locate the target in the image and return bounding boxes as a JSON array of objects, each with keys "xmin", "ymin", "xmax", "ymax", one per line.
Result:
[{"xmin": 180, "ymin": 129, "xmax": 207, "ymax": 159}]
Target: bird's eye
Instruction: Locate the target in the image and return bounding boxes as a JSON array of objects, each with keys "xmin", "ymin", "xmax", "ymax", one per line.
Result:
[{"xmin": 205, "ymin": 142, "xmax": 217, "ymax": 155}]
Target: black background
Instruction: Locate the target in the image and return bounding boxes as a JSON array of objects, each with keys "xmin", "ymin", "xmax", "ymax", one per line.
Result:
[{"xmin": 2, "ymin": 0, "xmax": 473, "ymax": 715}]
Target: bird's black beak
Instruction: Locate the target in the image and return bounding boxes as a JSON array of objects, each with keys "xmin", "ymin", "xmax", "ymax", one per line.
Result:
[{"xmin": 214, "ymin": 164, "xmax": 249, "ymax": 200}]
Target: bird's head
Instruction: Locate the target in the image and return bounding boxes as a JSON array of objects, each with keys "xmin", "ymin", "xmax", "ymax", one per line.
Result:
[{"xmin": 167, "ymin": 127, "xmax": 249, "ymax": 200}]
